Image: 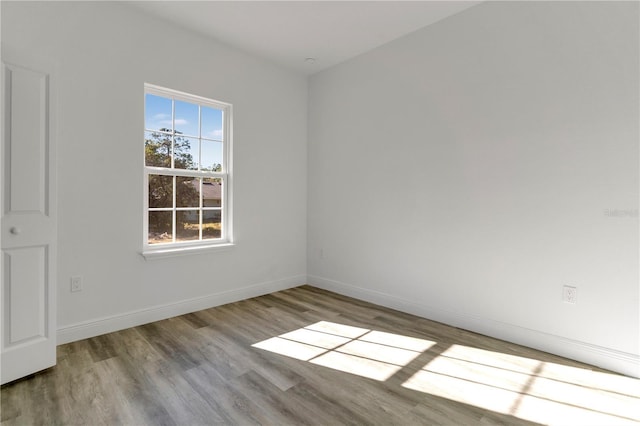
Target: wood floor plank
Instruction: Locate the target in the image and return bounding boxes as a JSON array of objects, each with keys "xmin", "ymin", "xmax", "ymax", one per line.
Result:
[
  {"xmin": 230, "ymin": 370, "xmax": 312, "ymax": 425},
  {"xmin": 2, "ymin": 285, "xmax": 638, "ymax": 425},
  {"xmin": 283, "ymin": 380, "xmax": 371, "ymax": 426},
  {"xmin": 184, "ymin": 363, "xmax": 265, "ymax": 425}
]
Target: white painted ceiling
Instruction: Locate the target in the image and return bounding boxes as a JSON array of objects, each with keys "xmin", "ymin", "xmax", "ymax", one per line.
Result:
[{"xmin": 127, "ymin": 1, "xmax": 480, "ymax": 74}]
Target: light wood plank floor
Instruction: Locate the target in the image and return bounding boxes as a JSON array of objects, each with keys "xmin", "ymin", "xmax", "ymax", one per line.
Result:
[{"xmin": 2, "ymin": 285, "xmax": 638, "ymax": 425}]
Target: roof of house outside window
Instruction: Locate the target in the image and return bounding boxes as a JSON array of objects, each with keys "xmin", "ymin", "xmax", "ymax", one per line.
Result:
[{"xmin": 192, "ymin": 180, "xmax": 221, "ymax": 200}]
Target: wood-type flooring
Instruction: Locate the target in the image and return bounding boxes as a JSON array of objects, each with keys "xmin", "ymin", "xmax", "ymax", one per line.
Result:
[{"xmin": 2, "ymin": 285, "xmax": 638, "ymax": 425}]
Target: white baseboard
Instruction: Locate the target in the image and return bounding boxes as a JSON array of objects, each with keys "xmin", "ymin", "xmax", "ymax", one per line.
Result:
[
  {"xmin": 57, "ymin": 274, "xmax": 306, "ymax": 345},
  {"xmin": 307, "ymin": 274, "xmax": 640, "ymax": 378}
]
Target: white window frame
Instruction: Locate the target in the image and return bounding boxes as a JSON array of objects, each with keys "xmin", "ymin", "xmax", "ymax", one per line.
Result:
[{"xmin": 142, "ymin": 83, "xmax": 233, "ymax": 259}]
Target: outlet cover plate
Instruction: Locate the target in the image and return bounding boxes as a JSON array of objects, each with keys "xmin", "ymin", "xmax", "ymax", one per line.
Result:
[
  {"xmin": 562, "ymin": 285, "xmax": 577, "ymax": 304},
  {"xmin": 70, "ymin": 276, "xmax": 83, "ymax": 292}
]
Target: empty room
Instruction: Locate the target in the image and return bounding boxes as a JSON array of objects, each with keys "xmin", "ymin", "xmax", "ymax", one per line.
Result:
[{"xmin": 1, "ymin": 1, "xmax": 638, "ymax": 425}]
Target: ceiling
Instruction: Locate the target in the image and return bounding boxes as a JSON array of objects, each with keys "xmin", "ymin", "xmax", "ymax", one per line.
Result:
[{"xmin": 127, "ymin": 1, "xmax": 480, "ymax": 75}]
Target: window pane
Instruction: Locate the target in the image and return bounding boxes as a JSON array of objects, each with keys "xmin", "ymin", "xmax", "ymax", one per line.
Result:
[
  {"xmin": 202, "ymin": 106, "xmax": 223, "ymax": 141},
  {"xmin": 145, "ymin": 94, "xmax": 173, "ymax": 132},
  {"xmin": 174, "ymin": 135, "xmax": 198, "ymax": 170},
  {"xmin": 202, "ymin": 179, "xmax": 222, "ymax": 208},
  {"xmin": 174, "ymin": 100, "xmax": 199, "ymax": 137},
  {"xmin": 177, "ymin": 177, "xmax": 200, "ymax": 208},
  {"xmin": 148, "ymin": 211, "xmax": 172, "ymax": 244},
  {"xmin": 148, "ymin": 175, "xmax": 173, "ymax": 208},
  {"xmin": 177, "ymin": 210, "xmax": 200, "ymax": 242},
  {"xmin": 201, "ymin": 140, "xmax": 223, "ymax": 171},
  {"xmin": 145, "ymin": 131, "xmax": 172, "ymax": 167},
  {"xmin": 144, "ymin": 85, "xmax": 230, "ymax": 250},
  {"xmin": 203, "ymin": 210, "xmax": 222, "ymax": 240}
]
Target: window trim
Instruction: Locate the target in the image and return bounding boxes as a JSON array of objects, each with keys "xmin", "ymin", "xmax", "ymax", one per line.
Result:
[{"xmin": 142, "ymin": 83, "xmax": 233, "ymax": 259}]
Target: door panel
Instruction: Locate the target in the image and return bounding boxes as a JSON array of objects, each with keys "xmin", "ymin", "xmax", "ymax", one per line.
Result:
[
  {"xmin": 6, "ymin": 66, "xmax": 48, "ymax": 214},
  {"xmin": 1, "ymin": 60, "xmax": 56, "ymax": 385},
  {"xmin": 6, "ymin": 247, "xmax": 47, "ymax": 344}
]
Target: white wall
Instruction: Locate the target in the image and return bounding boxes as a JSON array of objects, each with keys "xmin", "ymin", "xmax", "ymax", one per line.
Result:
[
  {"xmin": 308, "ymin": 2, "xmax": 639, "ymax": 376},
  {"xmin": 2, "ymin": 1, "xmax": 308, "ymax": 340}
]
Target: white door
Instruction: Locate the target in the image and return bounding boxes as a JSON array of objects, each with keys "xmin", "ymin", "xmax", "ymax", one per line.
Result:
[{"xmin": 1, "ymin": 59, "xmax": 57, "ymax": 384}]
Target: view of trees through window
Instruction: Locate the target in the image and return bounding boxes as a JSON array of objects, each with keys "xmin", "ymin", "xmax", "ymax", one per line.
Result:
[{"xmin": 144, "ymin": 86, "xmax": 228, "ymax": 246}]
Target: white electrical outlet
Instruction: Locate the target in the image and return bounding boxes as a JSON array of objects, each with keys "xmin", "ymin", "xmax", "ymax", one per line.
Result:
[
  {"xmin": 562, "ymin": 285, "xmax": 577, "ymax": 304},
  {"xmin": 70, "ymin": 276, "xmax": 83, "ymax": 292}
]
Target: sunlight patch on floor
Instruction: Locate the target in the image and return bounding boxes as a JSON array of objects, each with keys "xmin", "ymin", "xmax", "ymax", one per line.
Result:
[
  {"xmin": 251, "ymin": 321, "xmax": 436, "ymax": 381},
  {"xmin": 305, "ymin": 321, "xmax": 370, "ymax": 339},
  {"xmin": 252, "ymin": 336, "xmax": 328, "ymax": 361},
  {"xmin": 402, "ymin": 344, "xmax": 640, "ymax": 425},
  {"xmin": 310, "ymin": 350, "xmax": 402, "ymax": 381},
  {"xmin": 252, "ymin": 321, "xmax": 640, "ymax": 425}
]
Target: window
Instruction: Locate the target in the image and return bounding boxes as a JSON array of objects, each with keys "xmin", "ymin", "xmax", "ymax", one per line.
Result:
[{"xmin": 143, "ymin": 84, "xmax": 232, "ymax": 255}]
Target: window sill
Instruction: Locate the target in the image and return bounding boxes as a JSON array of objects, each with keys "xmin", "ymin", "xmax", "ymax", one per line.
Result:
[{"xmin": 141, "ymin": 243, "xmax": 235, "ymax": 260}]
